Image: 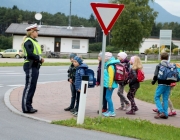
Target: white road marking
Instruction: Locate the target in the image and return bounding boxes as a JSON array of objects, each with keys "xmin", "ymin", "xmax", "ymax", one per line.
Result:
[{"xmin": 7, "ymin": 85, "xmax": 24, "ymax": 87}]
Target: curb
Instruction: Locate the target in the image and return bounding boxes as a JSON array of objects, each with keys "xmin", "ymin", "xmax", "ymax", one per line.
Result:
[{"xmin": 3, "ymin": 81, "xmax": 65, "ymax": 123}]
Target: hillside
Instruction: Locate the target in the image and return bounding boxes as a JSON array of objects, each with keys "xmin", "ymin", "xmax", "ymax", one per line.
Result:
[{"xmin": 0, "ymin": 0, "xmax": 180, "ymax": 23}]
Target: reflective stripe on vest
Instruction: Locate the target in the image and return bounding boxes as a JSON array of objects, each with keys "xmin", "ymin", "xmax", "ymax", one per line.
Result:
[{"xmin": 23, "ymin": 37, "xmax": 42, "ymax": 63}]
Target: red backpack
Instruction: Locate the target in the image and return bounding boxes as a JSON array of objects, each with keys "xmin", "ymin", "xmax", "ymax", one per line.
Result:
[
  {"xmin": 137, "ymin": 69, "xmax": 145, "ymax": 82},
  {"xmin": 108, "ymin": 63, "xmax": 128, "ymax": 83}
]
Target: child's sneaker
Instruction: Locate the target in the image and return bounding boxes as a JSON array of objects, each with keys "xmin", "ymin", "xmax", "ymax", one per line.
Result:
[
  {"xmin": 102, "ymin": 110, "xmax": 109, "ymax": 116},
  {"xmin": 168, "ymin": 111, "xmax": 177, "ymax": 116},
  {"xmin": 109, "ymin": 111, "xmax": 116, "ymax": 117},
  {"xmin": 73, "ymin": 111, "xmax": 78, "ymax": 116},
  {"xmin": 126, "ymin": 110, "xmax": 135, "ymax": 115},
  {"xmin": 123, "ymin": 104, "xmax": 130, "ymax": 111},
  {"xmin": 103, "ymin": 111, "xmax": 116, "ymax": 117},
  {"xmin": 116, "ymin": 107, "xmax": 124, "ymax": 110},
  {"xmin": 152, "ymin": 108, "xmax": 158, "ymax": 112},
  {"xmin": 134, "ymin": 106, "xmax": 139, "ymax": 111}
]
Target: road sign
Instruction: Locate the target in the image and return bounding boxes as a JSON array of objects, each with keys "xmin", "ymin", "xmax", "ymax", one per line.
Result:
[
  {"xmin": 159, "ymin": 30, "xmax": 172, "ymax": 61},
  {"xmin": 90, "ymin": 3, "xmax": 125, "ymax": 35},
  {"xmin": 90, "ymin": 3, "xmax": 125, "ymax": 118},
  {"xmin": 160, "ymin": 30, "xmax": 172, "ymax": 46}
]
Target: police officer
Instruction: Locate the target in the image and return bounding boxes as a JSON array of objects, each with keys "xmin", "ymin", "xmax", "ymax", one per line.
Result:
[{"xmin": 22, "ymin": 23, "xmax": 44, "ymax": 113}]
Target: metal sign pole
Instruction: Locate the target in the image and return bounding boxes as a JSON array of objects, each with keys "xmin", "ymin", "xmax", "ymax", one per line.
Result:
[
  {"xmin": 169, "ymin": 44, "xmax": 171, "ymax": 62},
  {"xmin": 99, "ymin": 32, "xmax": 106, "ymax": 117}
]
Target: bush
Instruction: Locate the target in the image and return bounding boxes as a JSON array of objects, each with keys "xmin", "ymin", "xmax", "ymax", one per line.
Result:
[
  {"xmin": 144, "ymin": 49, "xmax": 152, "ymax": 54},
  {"xmin": 153, "ymin": 48, "xmax": 159, "ymax": 54},
  {"xmin": 173, "ymin": 48, "xmax": 179, "ymax": 54},
  {"xmin": 89, "ymin": 43, "xmax": 102, "ymax": 52}
]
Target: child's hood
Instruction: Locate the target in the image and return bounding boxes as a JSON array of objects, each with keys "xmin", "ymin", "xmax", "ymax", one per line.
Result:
[
  {"xmin": 106, "ymin": 57, "xmax": 120, "ymax": 65},
  {"xmin": 77, "ymin": 63, "xmax": 88, "ymax": 69},
  {"xmin": 160, "ymin": 60, "xmax": 169, "ymax": 67}
]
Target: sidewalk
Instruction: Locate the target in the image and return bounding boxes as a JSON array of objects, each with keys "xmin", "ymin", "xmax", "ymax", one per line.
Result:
[{"xmin": 6, "ymin": 74, "xmax": 180, "ymax": 127}]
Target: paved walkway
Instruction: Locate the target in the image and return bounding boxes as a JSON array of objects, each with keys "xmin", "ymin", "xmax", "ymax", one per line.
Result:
[{"xmin": 6, "ymin": 74, "xmax": 180, "ymax": 128}]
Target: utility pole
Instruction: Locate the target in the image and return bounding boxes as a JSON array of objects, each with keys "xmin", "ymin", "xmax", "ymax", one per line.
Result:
[{"xmin": 69, "ymin": 0, "xmax": 72, "ymax": 27}]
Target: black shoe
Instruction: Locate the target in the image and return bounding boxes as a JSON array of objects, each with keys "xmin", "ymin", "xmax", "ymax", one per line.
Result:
[
  {"xmin": 70, "ymin": 108, "xmax": 77, "ymax": 113},
  {"xmin": 23, "ymin": 108, "xmax": 37, "ymax": 114},
  {"xmin": 64, "ymin": 107, "xmax": 72, "ymax": 111}
]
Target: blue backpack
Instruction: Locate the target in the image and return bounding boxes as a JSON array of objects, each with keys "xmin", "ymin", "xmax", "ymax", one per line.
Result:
[
  {"xmin": 158, "ymin": 63, "xmax": 179, "ymax": 82},
  {"xmin": 84, "ymin": 69, "xmax": 96, "ymax": 88},
  {"xmin": 78, "ymin": 68, "xmax": 96, "ymax": 88}
]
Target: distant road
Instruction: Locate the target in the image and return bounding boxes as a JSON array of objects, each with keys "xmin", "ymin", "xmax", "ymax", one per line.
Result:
[{"xmin": 0, "ymin": 58, "xmax": 98, "ymax": 63}]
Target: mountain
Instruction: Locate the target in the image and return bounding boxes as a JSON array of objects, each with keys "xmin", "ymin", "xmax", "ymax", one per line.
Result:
[{"xmin": 0, "ymin": 0, "xmax": 180, "ymax": 23}]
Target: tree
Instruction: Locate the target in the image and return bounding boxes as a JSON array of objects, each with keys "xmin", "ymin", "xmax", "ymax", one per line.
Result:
[{"xmin": 110, "ymin": 0, "xmax": 158, "ymax": 51}]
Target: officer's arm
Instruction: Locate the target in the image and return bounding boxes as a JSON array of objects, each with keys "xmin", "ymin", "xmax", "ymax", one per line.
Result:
[{"xmin": 24, "ymin": 40, "xmax": 41, "ymax": 62}]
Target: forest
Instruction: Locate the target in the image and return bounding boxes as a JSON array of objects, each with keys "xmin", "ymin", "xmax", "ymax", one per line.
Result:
[{"xmin": 0, "ymin": 5, "xmax": 180, "ymax": 51}]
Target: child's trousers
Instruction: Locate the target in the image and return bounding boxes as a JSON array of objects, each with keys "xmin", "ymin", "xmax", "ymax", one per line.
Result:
[
  {"xmin": 117, "ymin": 84, "xmax": 129, "ymax": 107},
  {"xmin": 154, "ymin": 85, "xmax": 170, "ymax": 116}
]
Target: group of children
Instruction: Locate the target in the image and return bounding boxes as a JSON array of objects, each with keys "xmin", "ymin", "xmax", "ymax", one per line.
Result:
[
  {"xmin": 64, "ymin": 52, "xmax": 143, "ymax": 117},
  {"xmin": 64, "ymin": 52, "xmax": 177, "ymax": 119}
]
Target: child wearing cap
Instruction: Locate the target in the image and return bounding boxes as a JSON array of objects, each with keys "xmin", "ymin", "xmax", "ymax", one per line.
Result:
[
  {"xmin": 116, "ymin": 52, "xmax": 130, "ymax": 111},
  {"xmin": 72, "ymin": 56, "xmax": 88, "ymax": 116},
  {"xmin": 102, "ymin": 52, "xmax": 119, "ymax": 117},
  {"xmin": 126, "ymin": 56, "xmax": 142, "ymax": 115},
  {"xmin": 64, "ymin": 53, "xmax": 77, "ymax": 111}
]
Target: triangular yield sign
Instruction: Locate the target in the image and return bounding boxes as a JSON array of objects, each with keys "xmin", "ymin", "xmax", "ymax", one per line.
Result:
[{"xmin": 91, "ymin": 3, "xmax": 125, "ymax": 35}]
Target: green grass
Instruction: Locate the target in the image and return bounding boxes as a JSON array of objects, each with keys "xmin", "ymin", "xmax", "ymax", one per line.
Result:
[
  {"xmin": 52, "ymin": 117, "xmax": 180, "ymax": 140},
  {"xmin": 125, "ymin": 80, "xmax": 180, "ymax": 109}
]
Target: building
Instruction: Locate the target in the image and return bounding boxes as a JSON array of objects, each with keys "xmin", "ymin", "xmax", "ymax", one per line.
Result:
[
  {"xmin": 139, "ymin": 37, "xmax": 180, "ymax": 54},
  {"xmin": 5, "ymin": 23, "xmax": 96, "ymax": 54}
]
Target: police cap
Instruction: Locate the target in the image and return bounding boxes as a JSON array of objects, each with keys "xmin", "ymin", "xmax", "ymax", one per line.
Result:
[{"xmin": 25, "ymin": 23, "xmax": 39, "ymax": 31}]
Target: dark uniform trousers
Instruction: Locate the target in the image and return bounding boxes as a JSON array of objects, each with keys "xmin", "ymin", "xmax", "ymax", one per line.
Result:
[{"xmin": 22, "ymin": 62, "xmax": 39, "ymax": 112}]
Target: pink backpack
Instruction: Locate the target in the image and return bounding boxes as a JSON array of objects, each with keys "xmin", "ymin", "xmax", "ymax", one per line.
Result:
[
  {"xmin": 108, "ymin": 63, "xmax": 128, "ymax": 83},
  {"xmin": 137, "ymin": 69, "xmax": 145, "ymax": 82}
]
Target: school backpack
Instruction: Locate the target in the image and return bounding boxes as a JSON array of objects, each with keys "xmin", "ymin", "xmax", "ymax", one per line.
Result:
[
  {"xmin": 175, "ymin": 63, "xmax": 180, "ymax": 82},
  {"xmin": 137, "ymin": 69, "xmax": 145, "ymax": 82},
  {"xmin": 108, "ymin": 63, "xmax": 128, "ymax": 83},
  {"xmin": 158, "ymin": 63, "xmax": 179, "ymax": 82},
  {"xmin": 84, "ymin": 69, "xmax": 96, "ymax": 88}
]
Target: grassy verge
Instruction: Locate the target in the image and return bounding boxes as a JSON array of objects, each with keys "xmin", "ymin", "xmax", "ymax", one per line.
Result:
[
  {"xmin": 52, "ymin": 117, "xmax": 180, "ymax": 140},
  {"xmin": 125, "ymin": 80, "xmax": 180, "ymax": 109}
]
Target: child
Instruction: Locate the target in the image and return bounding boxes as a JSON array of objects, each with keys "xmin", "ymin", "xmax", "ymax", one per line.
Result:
[
  {"xmin": 126, "ymin": 56, "xmax": 142, "ymax": 115},
  {"xmin": 96, "ymin": 52, "xmax": 108, "ymax": 113},
  {"xmin": 116, "ymin": 52, "xmax": 130, "ymax": 111},
  {"xmin": 102, "ymin": 52, "xmax": 119, "ymax": 117},
  {"xmin": 72, "ymin": 56, "xmax": 88, "ymax": 116},
  {"xmin": 64, "ymin": 53, "xmax": 77, "ymax": 111},
  {"xmin": 151, "ymin": 52, "xmax": 172, "ymax": 119},
  {"xmin": 152, "ymin": 82, "xmax": 177, "ymax": 116}
]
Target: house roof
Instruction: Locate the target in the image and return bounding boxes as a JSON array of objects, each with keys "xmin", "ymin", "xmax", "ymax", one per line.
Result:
[{"xmin": 5, "ymin": 23, "xmax": 96, "ymax": 38}]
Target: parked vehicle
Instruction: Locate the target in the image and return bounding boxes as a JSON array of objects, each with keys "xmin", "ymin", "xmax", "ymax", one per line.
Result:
[
  {"xmin": 47, "ymin": 51, "xmax": 60, "ymax": 58},
  {"xmin": 0, "ymin": 49, "xmax": 24, "ymax": 59}
]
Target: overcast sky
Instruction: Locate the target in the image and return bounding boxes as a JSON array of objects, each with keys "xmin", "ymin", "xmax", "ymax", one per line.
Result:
[{"xmin": 155, "ymin": 0, "xmax": 180, "ymax": 17}]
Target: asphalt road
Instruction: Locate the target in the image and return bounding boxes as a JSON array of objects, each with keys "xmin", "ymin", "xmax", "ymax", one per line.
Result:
[{"xmin": 0, "ymin": 64, "xmax": 156, "ymax": 140}]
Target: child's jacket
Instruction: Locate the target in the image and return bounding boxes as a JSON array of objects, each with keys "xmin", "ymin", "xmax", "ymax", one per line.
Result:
[
  {"xmin": 67, "ymin": 63, "xmax": 76, "ymax": 83},
  {"xmin": 74, "ymin": 63, "xmax": 88, "ymax": 91},
  {"xmin": 128, "ymin": 68, "xmax": 140, "ymax": 89},
  {"xmin": 104, "ymin": 57, "xmax": 119, "ymax": 88},
  {"xmin": 96, "ymin": 61, "xmax": 101, "ymax": 85}
]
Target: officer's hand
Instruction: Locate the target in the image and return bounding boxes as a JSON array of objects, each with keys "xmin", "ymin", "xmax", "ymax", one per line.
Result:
[{"xmin": 41, "ymin": 58, "xmax": 44, "ymax": 63}]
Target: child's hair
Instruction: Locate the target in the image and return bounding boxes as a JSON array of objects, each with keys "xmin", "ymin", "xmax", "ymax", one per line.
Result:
[
  {"xmin": 132, "ymin": 56, "xmax": 143, "ymax": 70},
  {"xmin": 161, "ymin": 52, "xmax": 169, "ymax": 60}
]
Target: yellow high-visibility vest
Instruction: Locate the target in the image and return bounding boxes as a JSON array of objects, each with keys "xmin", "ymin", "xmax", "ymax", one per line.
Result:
[{"xmin": 23, "ymin": 37, "xmax": 42, "ymax": 63}]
